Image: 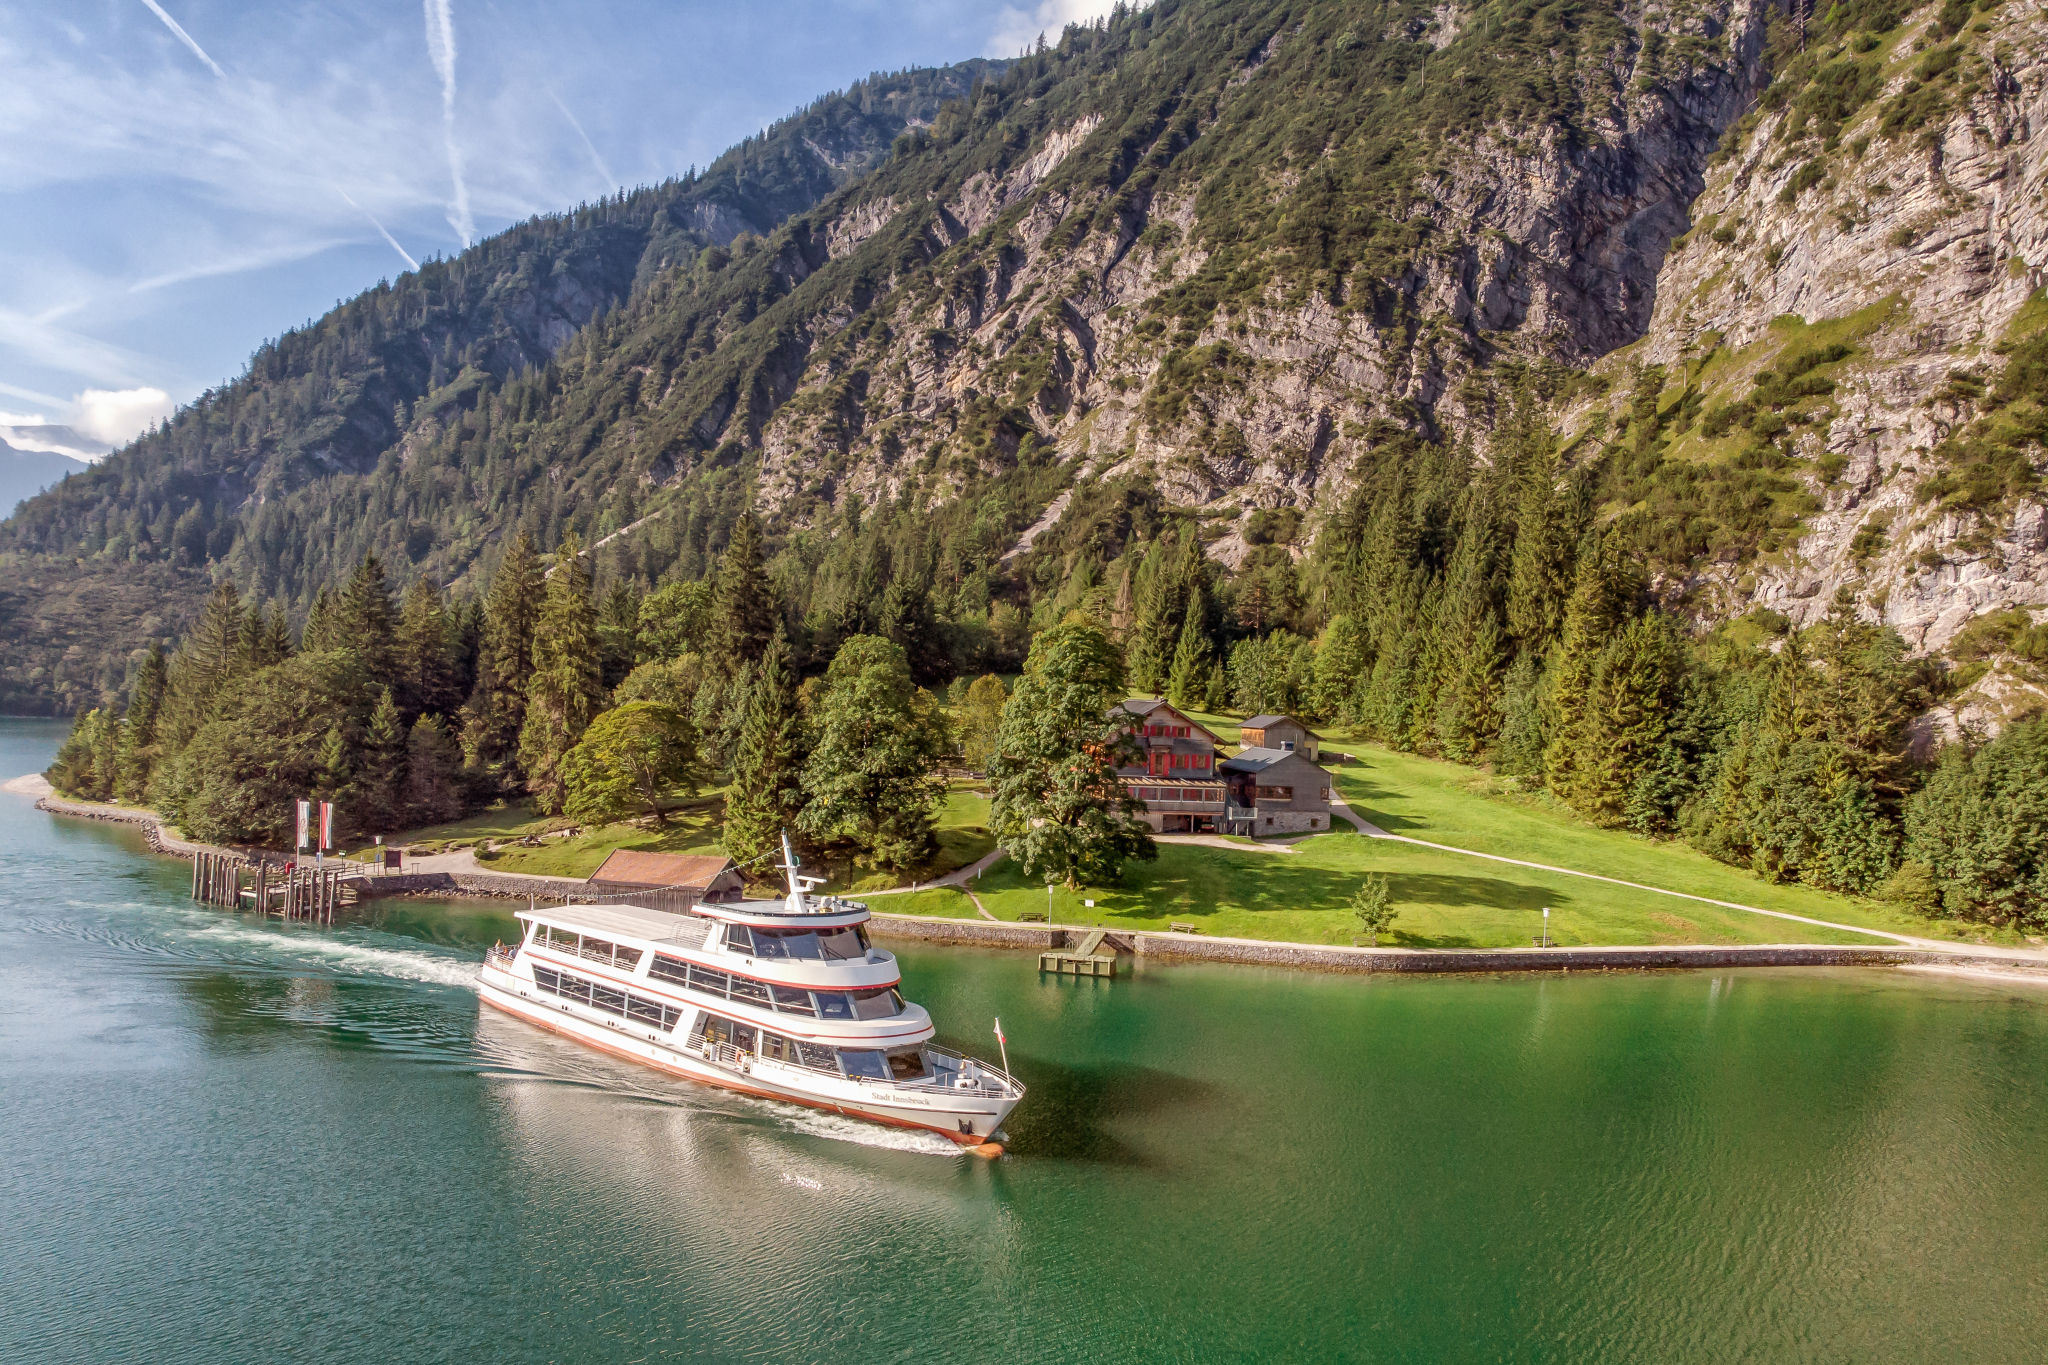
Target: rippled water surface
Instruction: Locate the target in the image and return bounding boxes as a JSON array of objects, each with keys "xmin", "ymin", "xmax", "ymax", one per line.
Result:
[{"xmin": 3, "ymin": 718, "xmax": 2046, "ymax": 1363}]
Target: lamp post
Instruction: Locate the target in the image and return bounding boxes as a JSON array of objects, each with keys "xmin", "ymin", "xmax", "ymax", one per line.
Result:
[{"xmin": 1542, "ymin": 906, "xmax": 1550, "ymax": 948}]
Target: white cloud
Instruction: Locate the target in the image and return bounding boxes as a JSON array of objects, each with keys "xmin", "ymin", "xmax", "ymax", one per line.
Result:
[
  {"xmin": 68, "ymin": 387, "xmax": 173, "ymax": 445},
  {"xmin": 138, "ymin": 0, "xmax": 227, "ymax": 80},
  {"xmin": 984, "ymin": 0, "xmax": 1128, "ymax": 57}
]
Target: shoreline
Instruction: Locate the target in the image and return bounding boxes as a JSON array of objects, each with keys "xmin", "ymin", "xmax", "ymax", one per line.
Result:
[{"xmin": 25, "ymin": 786, "xmax": 2048, "ymax": 980}]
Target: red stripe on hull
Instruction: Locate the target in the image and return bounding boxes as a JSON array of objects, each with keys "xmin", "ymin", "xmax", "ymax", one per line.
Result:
[{"xmin": 480, "ymin": 987, "xmax": 987, "ymax": 1147}]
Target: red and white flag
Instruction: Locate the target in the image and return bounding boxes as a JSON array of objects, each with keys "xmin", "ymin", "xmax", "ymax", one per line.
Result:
[
  {"xmin": 318, "ymin": 802, "xmax": 334, "ymax": 850},
  {"xmin": 993, "ymin": 1017, "xmax": 1006, "ymax": 1047},
  {"xmin": 295, "ymin": 799, "xmax": 310, "ymax": 850}
]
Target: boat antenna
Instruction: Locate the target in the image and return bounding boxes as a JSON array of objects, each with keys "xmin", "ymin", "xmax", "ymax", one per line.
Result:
[{"xmin": 781, "ymin": 830, "xmax": 800, "ymax": 895}]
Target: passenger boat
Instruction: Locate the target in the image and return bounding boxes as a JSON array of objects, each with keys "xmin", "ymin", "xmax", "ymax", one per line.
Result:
[{"xmin": 477, "ymin": 836, "xmax": 1025, "ymax": 1146}]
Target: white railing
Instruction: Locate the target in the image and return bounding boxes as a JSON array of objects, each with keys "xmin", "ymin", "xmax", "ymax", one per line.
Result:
[
  {"xmin": 484, "ymin": 943, "xmax": 518, "ymax": 970},
  {"xmin": 925, "ymin": 1044, "xmax": 1026, "ymax": 1098}
]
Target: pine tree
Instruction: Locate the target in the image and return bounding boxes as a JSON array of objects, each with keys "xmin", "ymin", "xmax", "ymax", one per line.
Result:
[
  {"xmin": 1543, "ymin": 531, "xmax": 1640, "ymax": 801},
  {"xmin": 520, "ymin": 531, "xmax": 607, "ymax": 815},
  {"xmin": 260, "ymin": 605, "xmax": 295, "ymax": 664},
  {"xmin": 474, "ymin": 530, "xmax": 544, "ymax": 780},
  {"xmin": 1311, "ymin": 614, "xmax": 1369, "ymax": 724},
  {"xmin": 1556, "ymin": 612, "xmax": 1680, "ymax": 825},
  {"xmin": 115, "ymin": 645, "xmax": 167, "ymax": 802},
  {"xmin": 314, "ymin": 723, "xmax": 352, "ymax": 802},
  {"xmin": 403, "ymin": 715, "xmax": 466, "ymax": 826},
  {"xmin": 159, "ymin": 580, "xmax": 244, "ymax": 751},
  {"xmin": 1165, "ymin": 586, "xmax": 1214, "ymax": 712},
  {"xmin": 711, "ymin": 508, "xmax": 777, "ymax": 669},
  {"xmin": 596, "ymin": 579, "xmax": 642, "ymax": 690},
  {"xmin": 359, "ymin": 687, "xmax": 408, "ymax": 831},
  {"xmin": 1495, "ymin": 652, "xmax": 1548, "ymax": 777},
  {"xmin": 397, "ymin": 577, "xmax": 457, "ymax": 719},
  {"xmin": 336, "ymin": 553, "xmax": 398, "ymax": 686},
  {"xmin": 723, "ymin": 625, "xmax": 809, "ymax": 863},
  {"xmin": 1503, "ymin": 392, "xmax": 1576, "ymax": 651},
  {"xmin": 300, "ymin": 588, "xmax": 341, "ymax": 653}
]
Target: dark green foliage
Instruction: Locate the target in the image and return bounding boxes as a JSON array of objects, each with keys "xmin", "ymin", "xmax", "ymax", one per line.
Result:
[
  {"xmin": 403, "ymin": 715, "xmax": 466, "ymax": 826},
  {"xmin": 797, "ymin": 635, "xmax": 949, "ymax": 871},
  {"xmin": 561, "ymin": 701, "xmax": 699, "ymax": 827},
  {"xmin": 1917, "ymin": 316, "xmax": 2048, "ymax": 512},
  {"xmin": 520, "ymin": 531, "xmax": 607, "ymax": 814},
  {"xmin": 723, "ymin": 626, "xmax": 810, "ymax": 863},
  {"xmin": 989, "ymin": 617, "xmax": 1155, "ymax": 889},
  {"xmin": 1904, "ymin": 717, "xmax": 2048, "ymax": 929},
  {"xmin": 473, "ymin": 529, "xmax": 543, "ymax": 783}
]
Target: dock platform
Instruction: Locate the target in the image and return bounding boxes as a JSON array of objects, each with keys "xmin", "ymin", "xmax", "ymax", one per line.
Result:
[{"xmin": 1039, "ymin": 928, "xmax": 1118, "ymax": 977}]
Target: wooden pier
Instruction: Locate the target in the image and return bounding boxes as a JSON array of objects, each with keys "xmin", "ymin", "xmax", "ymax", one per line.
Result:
[
  {"xmin": 1039, "ymin": 928, "xmax": 1118, "ymax": 978},
  {"xmin": 190, "ymin": 850, "xmax": 356, "ymax": 924}
]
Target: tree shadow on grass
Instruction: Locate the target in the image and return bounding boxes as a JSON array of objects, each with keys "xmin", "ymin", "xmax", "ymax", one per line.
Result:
[
  {"xmin": 1098, "ymin": 854, "xmax": 1573, "ymax": 926},
  {"xmin": 1328, "ymin": 770, "xmax": 1428, "ymax": 832}
]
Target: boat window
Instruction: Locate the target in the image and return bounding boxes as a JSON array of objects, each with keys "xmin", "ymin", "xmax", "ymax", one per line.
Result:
[
  {"xmin": 813, "ymin": 991, "xmax": 853, "ymax": 1019},
  {"xmin": 796, "ymin": 1040, "xmax": 838, "ymax": 1070},
  {"xmin": 688, "ymin": 964, "xmax": 731, "ymax": 997},
  {"xmin": 885, "ymin": 1046, "xmax": 930, "ymax": 1081},
  {"xmin": 723, "ymin": 923, "xmax": 755, "ymax": 954},
  {"xmin": 613, "ymin": 945, "xmax": 643, "ymax": 971},
  {"xmin": 771, "ymin": 985, "xmax": 816, "ymax": 1015},
  {"xmin": 749, "ymin": 927, "xmax": 823, "ymax": 960},
  {"xmin": 849, "ymin": 987, "xmax": 903, "ymax": 1020},
  {"xmin": 816, "ymin": 925, "xmax": 870, "ymax": 960},
  {"xmin": 838, "ymin": 1049, "xmax": 889, "ymax": 1080},
  {"xmin": 728, "ymin": 976, "xmax": 771, "ymax": 1006},
  {"xmin": 647, "ymin": 954, "xmax": 690, "ymax": 986},
  {"xmin": 533, "ymin": 965, "xmax": 679, "ymax": 1029},
  {"xmin": 697, "ymin": 1014, "xmax": 735, "ymax": 1047},
  {"xmin": 731, "ymin": 1023, "xmax": 756, "ymax": 1052},
  {"xmin": 760, "ymin": 1033, "xmax": 790, "ymax": 1062}
]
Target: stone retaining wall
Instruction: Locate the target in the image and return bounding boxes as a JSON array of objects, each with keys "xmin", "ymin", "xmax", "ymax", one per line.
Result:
[
  {"xmin": 352, "ymin": 871, "xmax": 599, "ymax": 902},
  {"xmin": 867, "ymin": 915, "xmax": 2048, "ymax": 978}
]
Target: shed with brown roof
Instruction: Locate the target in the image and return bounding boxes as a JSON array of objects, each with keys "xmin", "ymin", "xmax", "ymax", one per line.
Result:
[{"xmin": 588, "ymin": 850, "xmax": 745, "ymax": 903}]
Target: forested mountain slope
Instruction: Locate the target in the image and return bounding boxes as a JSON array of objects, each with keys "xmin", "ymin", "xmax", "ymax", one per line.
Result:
[
  {"xmin": 6, "ymin": 0, "xmax": 2048, "ymax": 729},
  {"xmin": 0, "ymin": 59, "xmax": 1001, "ymax": 714}
]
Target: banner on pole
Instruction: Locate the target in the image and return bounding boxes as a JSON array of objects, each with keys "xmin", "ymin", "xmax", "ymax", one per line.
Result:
[
  {"xmin": 295, "ymin": 799, "xmax": 310, "ymax": 850},
  {"xmin": 318, "ymin": 802, "xmax": 334, "ymax": 851}
]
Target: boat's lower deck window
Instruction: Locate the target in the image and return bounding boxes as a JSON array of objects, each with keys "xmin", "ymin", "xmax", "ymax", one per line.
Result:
[
  {"xmin": 885, "ymin": 1046, "xmax": 930, "ymax": 1081},
  {"xmin": 533, "ymin": 965, "xmax": 682, "ymax": 1031},
  {"xmin": 838, "ymin": 1049, "xmax": 890, "ymax": 1081}
]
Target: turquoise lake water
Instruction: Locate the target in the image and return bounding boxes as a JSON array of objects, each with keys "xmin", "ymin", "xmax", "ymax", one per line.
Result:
[{"xmin": 2, "ymin": 717, "xmax": 2045, "ymax": 1362}]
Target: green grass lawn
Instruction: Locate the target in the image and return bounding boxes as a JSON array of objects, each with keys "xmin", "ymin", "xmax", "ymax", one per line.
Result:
[
  {"xmin": 477, "ymin": 796, "xmax": 729, "ymax": 878},
  {"xmin": 1323, "ymin": 742, "xmax": 2017, "ymax": 944}
]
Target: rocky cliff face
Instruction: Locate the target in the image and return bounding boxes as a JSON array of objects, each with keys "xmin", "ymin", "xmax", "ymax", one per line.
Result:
[
  {"xmin": 740, "ymin": 1, "xmax": 1780, "ymax": 565},
  {"xmin": 1586, "ymin": 0, "xmax": 2048, "ymax": 728}
]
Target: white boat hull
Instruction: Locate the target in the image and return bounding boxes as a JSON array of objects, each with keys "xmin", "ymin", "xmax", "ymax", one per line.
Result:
[{"xmin": 479, "ymin": 966, "xmax": 1018, "ymax": 1144}]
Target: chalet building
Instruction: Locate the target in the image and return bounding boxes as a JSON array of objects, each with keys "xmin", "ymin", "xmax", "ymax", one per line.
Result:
[
  {"xmin": 587, "ymin": 851, "xmax": 747, "ymax": 908},
  {"xmin": 1110, "ymin": 698, "xmax": 1229, "ymax": 833},
  {"xmin": 1108, "ymin": 698, "xmax": 1334, "ymax": 837},
  {"xmin": 1219, "ymin": 749, "xmax": 1334, "ymax": 836},
  {"xmin": 1237, "ymin": 715, "xmax": 1321, "ymax": 762}
]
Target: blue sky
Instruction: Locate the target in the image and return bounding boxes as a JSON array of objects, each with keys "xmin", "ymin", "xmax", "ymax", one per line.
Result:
[{"xmin": 0, "ymin": 0, "xmax": 1114, "ymax": 446}]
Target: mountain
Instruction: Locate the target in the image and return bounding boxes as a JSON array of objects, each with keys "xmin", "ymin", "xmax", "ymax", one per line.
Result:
[
  {"xmin": 0, "ymin": 58, "xmax": 1002, "ymax": 714},
  {"xmin": 1, "ymin": 426, "xmax": 100, "ymax": 518},
  {"xmin": 3, "ymin": 0, "xmax": 2044, "ymax": 726}
]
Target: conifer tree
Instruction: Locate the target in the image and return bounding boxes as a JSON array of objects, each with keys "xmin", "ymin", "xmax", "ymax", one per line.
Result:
[
  {"xmin": 314, "ymin": 723, "xmax": 352, "ymax": 802},
  {"xmin": 397, "ymin": 577, "xmax": 456, "ymax": 719},
  {"xmin": 1165, "ymin": 586, "xmax": 1214, "ymax": 712},
  {"xmin": 520, "ymin": 531, "xmax": 607, "ymax": 815},
  {"xmin": 711, "ymin": 508, "xmax": 777, "ymax": 669},
  {"xmin": 159, "ymin": 580, "xmax": 244, "ymax": 751},
  {"xmin": 474, "ymin": 529, "xmax": 544, "ymax": 779},
  {"xmin": 359, "ymin": 687, "xmax": 408, "ymax": 831},
  {"xmin": 723, "ymin": 626, "xmax": 809, "ymax": 863},
  {"xmin": 403, "ymin": 715, "xmax": 467, "ymax": 826},
  {"xmin": 259, "ymin": 605, "xmax": 295, "ymax": 665},
  {"xmin": 596, "ymin": 579, "xmax": 642, "ymax": 690},
  {"xmin": 1543, "ymin": 531, "xmax": 1640, "ymax": 800},
  {"xmin": 115, "ymin": 645, "xmax": 167, "ymax": 802},
  {"xmin": 337, "ymin": 553, "xmax": 398, "ymax": 686},
  {"xmin": 1312, "ymin": 614, "xmax": 1369, "ymax": 724},
  {"xmin": 300, "ymin": 588, "xmax": 341, "ymax": 653},
  {"xmin": 957, "ymin": 673, "xmax": 1009, "ymax": 774}
]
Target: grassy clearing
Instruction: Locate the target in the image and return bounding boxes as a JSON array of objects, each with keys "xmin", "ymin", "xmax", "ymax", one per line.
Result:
[{"xmin": 476, "ymin": 797, "xmax": 729, "ymax": 878}]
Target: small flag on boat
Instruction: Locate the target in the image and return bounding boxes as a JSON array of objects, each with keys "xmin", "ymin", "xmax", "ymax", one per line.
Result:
[
  {"xmin": 994, "ymin": 1017, "xmax": 1006, "ymax": 1046},
  {"xmin": 295, "ymin": 799, "xmax": 310, "ymax": 850}
]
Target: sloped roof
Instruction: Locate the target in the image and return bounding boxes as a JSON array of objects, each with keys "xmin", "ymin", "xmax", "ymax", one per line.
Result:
[
  {"xmin": 1220, "ymin": 746, "xmax": 1324, "ymax": 774},
  {"xmin": 1241, "ymin": 714, "xmax": 1314, "ymax": 733},
  {"xmin": 589, "ymin": 850, "xmax": 737, "ymax": 888},
  {"xmin": 1113, "ymin": 697, "xmax": 1172, "ymax": 716}
]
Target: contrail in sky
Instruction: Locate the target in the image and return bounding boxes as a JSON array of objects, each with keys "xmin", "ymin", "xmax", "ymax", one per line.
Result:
[
  {"xmin": 423, "ymin": 0, "xmax": 475, "ymax": 247},
  {"xmin": 139, "ymin": 0, "xmax": 227, "ymax": 79},
  {"xmin": 335, "ymin": 187, "xmax": 421, "ymax": 272},
  {"xmin": 549, "ymin": 89, "xmax": 617, "ymax": 192}
]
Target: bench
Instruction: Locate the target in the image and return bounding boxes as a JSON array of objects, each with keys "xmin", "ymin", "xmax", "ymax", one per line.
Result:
[
  {"xmin": 1016, "ymin": 911, "xmax": 1046, "ymax": 922},
  {"xmin": 1169, "ymin": 922, "xmax": 1198, "ymax": 934}
]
